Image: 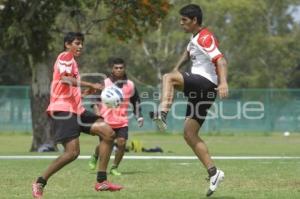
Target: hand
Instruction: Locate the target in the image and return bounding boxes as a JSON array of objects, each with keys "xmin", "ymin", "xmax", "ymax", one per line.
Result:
[
  {"xmin": 91, "ymin": 83, "xmax": 104, "ymax": 90},
  {"xmin": 137, "ymin": 117, "xmax": 144, "ymax": 128},
  {"xmin": 215, "ymin": 82, "xmax": 229, "ymax": 99}
]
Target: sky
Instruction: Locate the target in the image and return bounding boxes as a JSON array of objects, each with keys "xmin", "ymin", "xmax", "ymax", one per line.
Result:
[{"xmin": 291, "ymin": 5, "xmax": 300, "ymax": 23}]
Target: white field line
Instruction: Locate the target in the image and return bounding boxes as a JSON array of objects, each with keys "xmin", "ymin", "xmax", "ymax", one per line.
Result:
[{"xmin": 0, "ymin": 155, "xmax": 300, "ymax": 160}]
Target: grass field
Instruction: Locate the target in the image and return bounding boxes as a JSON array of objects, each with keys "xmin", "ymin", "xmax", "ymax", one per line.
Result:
[{"xmin": 0, "ymin": 132, "xmax": 300, "ymax": 199}]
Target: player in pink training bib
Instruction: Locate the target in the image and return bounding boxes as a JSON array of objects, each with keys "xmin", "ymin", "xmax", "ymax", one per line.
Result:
[
  {"xmin": 32, "ymin": 32, "xmax": 122, "ymax": 199},
  {"xmin": 88, "ymin": 58, "xmax": 144, "ymax": 176}
]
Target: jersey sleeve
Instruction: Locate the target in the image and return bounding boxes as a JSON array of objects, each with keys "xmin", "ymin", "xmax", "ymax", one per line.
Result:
[
  {"xmin": 197, "ymin": 32, "xmax": 223, "ymax": 63},
  {"xmin": 57, "ymin": 52, "xmax": 74, "ymax": 76}
]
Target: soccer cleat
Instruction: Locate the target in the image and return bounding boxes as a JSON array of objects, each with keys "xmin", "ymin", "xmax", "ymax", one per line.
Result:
[
  {"xmin": 149, "ymin": 111, "xmax": 167, "ymax": 132},
  {"xmin": 32, "ymin": 183, "xmax": 44, "ymax": 199},
  {"xmin": 88, "ymin": 155, "xmax": 97, "ymax": 170},
  {"xmin": 95, "ymin": 181, "xmax": 123, "ymax": 192},
  {"xmin": 110, "ymin": 168, "xmax": 122, "ymax": 176},
  {"xmin": 206, "ymin": 169, "xmax": 225, "ymax": 197}
]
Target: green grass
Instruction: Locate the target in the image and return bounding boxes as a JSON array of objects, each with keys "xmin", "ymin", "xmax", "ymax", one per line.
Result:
[{"xmin": 0, "ymin": 132, "xmax": 300, "ymax": 198}]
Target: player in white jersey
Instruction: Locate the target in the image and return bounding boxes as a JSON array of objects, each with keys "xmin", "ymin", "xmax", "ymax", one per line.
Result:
[{"xmin": 150, "ymin": 4, "xmax": 228, "ymax": 197}]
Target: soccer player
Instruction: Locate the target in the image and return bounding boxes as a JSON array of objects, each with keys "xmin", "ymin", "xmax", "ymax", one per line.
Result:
[
  {"xmin": 150, "ymin": 4, "xmax": 228, "ymax": 197},
  {"xmin": 32, "ymin": 32, "xmax": 123, "ymax": 199},
  {"xmin": 88, "ymin": 57, "xmax": 144, "ymax": 176}
]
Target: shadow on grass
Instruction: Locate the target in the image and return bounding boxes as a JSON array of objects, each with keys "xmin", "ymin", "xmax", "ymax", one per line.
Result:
[
  {"xmin": 199, "ymin": 196, "xmax": 235, "ymax": 199},
  {"xmin": 87, "ymin": 170, "xmax": 149, "ymax": 176},
  {"xmin": 120, "ymin": 170, "xmax": 149, "ymax": 175},
  {"xmin": 67, "ymin": 193, "xmax": 121, "ymax": 198}
]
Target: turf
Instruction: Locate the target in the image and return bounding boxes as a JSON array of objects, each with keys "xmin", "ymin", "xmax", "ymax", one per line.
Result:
[{"xmin": 0, "ymin": 132, "xmax": 300, "ymax": 199}]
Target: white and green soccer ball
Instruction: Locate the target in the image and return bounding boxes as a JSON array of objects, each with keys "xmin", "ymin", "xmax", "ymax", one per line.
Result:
[{"xmin": 101, "ymin": 86, "xmax": 124, "ymax": 108}]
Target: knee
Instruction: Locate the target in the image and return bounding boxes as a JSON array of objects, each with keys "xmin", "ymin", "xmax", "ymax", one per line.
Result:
[
  {"xmin": 66, "ymin": 149, "xmax": 80, "ymax": 161},
  {"xmin": 163, "ymin": 73, "xmax": 172, "ymax": 82},
  {"xmin": 102, "ymin": 127, "xmax": 116, "ymax": 142},
  {"xmin": 183, "ymin": 131, "xmax": 195, "ymax": 145},
  {"xmin": 116, "ymin": 138, "xmax": 126, "ymax": 149},
  {"xmin": 183, "ymin": 131, "xmax": 190, "ymax": 143},
  {"xmin": 93, "ymin": 123, "xmax": 116, "ymax": 141}
]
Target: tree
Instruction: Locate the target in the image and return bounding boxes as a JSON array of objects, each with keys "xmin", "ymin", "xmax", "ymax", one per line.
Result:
[
  {"xmin": 0, "ymin": 0, "xmax": 170, "ymax": 151},
  {"xmin": 113, "ymin": 0, "xmax": 300, "ymax": 88},
  {"xmin": 133, "ymin": 2, "xmax": 188, "ymax": 84},
  {"xmin": 0, "ymin": 50, "xmax": 31, "ymax": 85},
  {"xmin": 0, "ymin": 0, "xmax": 72, "ymax": 151},
  {"xmin": 201, "ymin": 0, "xmax": 300, "ymax": 88},
  {"xmin": 89, "ymin": 0, "xmax": 191, "ymax": 85}
]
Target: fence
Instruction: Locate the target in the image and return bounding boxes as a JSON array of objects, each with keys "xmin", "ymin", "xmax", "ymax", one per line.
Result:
[{"xmin": 0, "ymin": 86, "xmax": 299, "ymax": 133}]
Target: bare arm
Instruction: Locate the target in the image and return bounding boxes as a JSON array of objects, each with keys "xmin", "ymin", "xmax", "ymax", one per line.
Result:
[
  {"xmin": 92, "ymin": 104, "xmax": 101, "ymax": 116},
  {"xmin": 81, "ymin": 87, "xmax": 97, "ymax": 97},
  {"xmin": 215, "ymin": 57, "xmax": 229, "ymax": 99},
  {"xmin": 172, "ymin": 50, "xmax": 190, "ymax": 71}
]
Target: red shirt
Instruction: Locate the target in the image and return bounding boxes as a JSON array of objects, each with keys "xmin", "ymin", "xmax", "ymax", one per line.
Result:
[{"xmin": 47, "ymin": 52, "xmax": 85, "ymax": 115}]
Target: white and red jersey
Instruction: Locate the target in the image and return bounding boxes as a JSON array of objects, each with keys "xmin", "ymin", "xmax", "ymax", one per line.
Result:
[
  {"xmin": 47, "ymin": 52, "xmax": 85, "ymax": 115},
  {"xmin": 97, "ymin": 78, "xmax": 135, "ymax": 129},
  {"xmin": 187, "ymin": 28, "xmax": 223, "ymax": 85}
]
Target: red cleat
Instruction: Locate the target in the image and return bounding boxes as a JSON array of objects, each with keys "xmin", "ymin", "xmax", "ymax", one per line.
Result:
[
  {"xmin": 95, "ymin": 181, "xmax": 123, "ymax": 192},
  {"xmin": 32, "ymin": 183, "xmax": 44, "ymax": 198}
]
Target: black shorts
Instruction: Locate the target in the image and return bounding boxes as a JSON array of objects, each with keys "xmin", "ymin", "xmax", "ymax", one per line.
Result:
[
  {"xmin": 51, "ymin": 110, "xmax": 101, "ymax": 143},
  {"xmin": 98, "ymin": 126, "xmax": 129, "ymax": 142},
  {"xmin": 181, "ymin": 72, "xmax": 217, "ymax": 126},
  {"xmin": 114, "ymin": 126, "xmax": 129, "ymax": 140}
]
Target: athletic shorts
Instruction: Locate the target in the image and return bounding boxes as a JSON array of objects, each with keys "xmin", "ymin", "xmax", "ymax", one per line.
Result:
[
  {"xmin": 50, "ymin": 110, "xmax": 102, "ymax": 143},
  {"xmin": 181, "ymin": 72, "xmax": 217, "ymax": 126},
  {"xmin": 98, "ymin": 126, "xmax": 129, "ymax": 141},
  {"xmin": 114, "ymin": 126, "xmax": 129, "ymax": 140}
]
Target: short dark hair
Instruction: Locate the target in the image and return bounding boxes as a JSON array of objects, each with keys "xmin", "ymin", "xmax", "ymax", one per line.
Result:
[
  {"xmin": 63, "ymin": 32, "xmax": 84, "ymax": 50},
  {"xmin": 109, "ymin": 57, "xmax": 126, "ymax": 67},
  {"xmin": 179, "ymin": 4, "xmax": 203, "ymax": 26}
]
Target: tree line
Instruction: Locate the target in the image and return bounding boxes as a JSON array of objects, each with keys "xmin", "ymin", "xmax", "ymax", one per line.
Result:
[
  {"xmin": 1, "ymin": 0, "xmax": 299, "ymax": 88},
  {"xmin": 0, "ymin": 0, "xmax": 299, "ymax": 150}
]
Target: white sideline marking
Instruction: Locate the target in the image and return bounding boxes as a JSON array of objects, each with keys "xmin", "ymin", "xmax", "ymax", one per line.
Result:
[{"xmin": 0, "ymin": 155, "xmax": 300, "ymax": 160}]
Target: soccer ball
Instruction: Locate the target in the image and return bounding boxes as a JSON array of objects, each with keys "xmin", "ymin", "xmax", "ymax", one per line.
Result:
[
  {"xmin": 101, "ymin": 86, "xmax": 124, "ymax": 108},
  {"xmin": 283, "ymin": 131, "xmax": 290, "ymax": 137}
]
